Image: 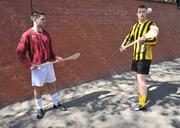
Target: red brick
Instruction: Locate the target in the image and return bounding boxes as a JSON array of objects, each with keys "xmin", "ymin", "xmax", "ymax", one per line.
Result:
[{"xmin": 0, "ymin": 0, "xmax": 180, "ymax": 107}]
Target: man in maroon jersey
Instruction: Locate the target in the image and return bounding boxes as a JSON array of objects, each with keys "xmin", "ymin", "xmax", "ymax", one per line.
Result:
[{"xmin": 16, "ymin": 11, "xmax": 67, "ymax": 119}]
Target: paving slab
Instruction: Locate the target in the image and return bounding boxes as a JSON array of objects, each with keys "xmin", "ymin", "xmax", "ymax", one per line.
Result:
[{"xmin": 0, "ymin": 58, "xmax": 180, "ymax": 128}]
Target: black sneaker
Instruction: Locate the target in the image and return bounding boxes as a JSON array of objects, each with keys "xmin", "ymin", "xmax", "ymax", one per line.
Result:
[
  {"xmin": 130, "ymin": 104, "xmax": 146, "ymax": 111},
  {"xmin": 127, "ymin": 96, "xmax": 139, "ymax": 103},
  {"xmin": 53, "ymin": 103, "xmax": 67, "ymax": 111},
  {"xmin": 37, "ymin": 109, "xmax": 45, "ymax": 119}
]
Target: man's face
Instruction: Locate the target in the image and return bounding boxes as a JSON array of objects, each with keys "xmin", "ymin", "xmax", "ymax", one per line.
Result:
[
  {"xmin": 35, "ymin": 15, "xmax": 46, "ymax": 28},
  {"xmin": 136, "ymin": 8, "xmax": 147, "ymax": 21}
]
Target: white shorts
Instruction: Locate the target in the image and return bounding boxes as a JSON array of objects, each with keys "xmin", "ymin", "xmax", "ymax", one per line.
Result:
[{"xmin": 31, "ymin": 64, "xmax": 56, "ymax": 87}]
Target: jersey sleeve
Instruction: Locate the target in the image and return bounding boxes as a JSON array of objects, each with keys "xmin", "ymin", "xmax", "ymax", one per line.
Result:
[
  {"xmin": 122, "ymin": 25, "xmax": 135, "ymax": 46},
  {"xmin": 143, "ymin": 23, "xmax": 158, "ymax": 46},
  {"xmin": 16, "ymin": 33, "xmax": 32, "ymax": 69}
]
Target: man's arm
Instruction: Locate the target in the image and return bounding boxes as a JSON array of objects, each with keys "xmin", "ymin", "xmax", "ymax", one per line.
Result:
[
  {"xmin": 143, "ymin": 23, "xmax": 158, "ymax": 46},
  {"xmin": 16, "ymin": 34, "xmax": 32, "ymax": 69},
  {"xmin": 119, "ymin": 25, "xmax": 135, "ymax": 52}
]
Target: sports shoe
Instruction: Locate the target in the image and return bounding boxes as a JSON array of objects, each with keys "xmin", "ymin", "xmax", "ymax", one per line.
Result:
[
  {"xmin": 53, "ymin": 103, "xmax": 67, "ymax": 111},
  {"xmin": 127, "ymin": 96, "xmax": 150, "ymax": 103},
  {"xmin": 127, "ymin": 96, "xmax": 139, "ymax": 103},
  {"xmin": 37, "ymin": 109, "xmax": 45, "ymax": 119},
  {"xmin": 130, "ymin": 104, "xmax": 146, "ymax": 111}
]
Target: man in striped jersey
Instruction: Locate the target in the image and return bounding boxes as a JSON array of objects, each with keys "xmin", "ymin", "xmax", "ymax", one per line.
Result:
[{"xmin": 119, "ymin": 5, "xmax": 158, "ymax": 111}]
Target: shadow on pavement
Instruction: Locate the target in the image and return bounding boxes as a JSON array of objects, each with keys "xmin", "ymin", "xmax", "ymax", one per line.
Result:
[
  {"xmin": 63, "ymin": 90, "xmax": 112, "ymax": 108},
  {"xmin": 148, "ymin": 81, "xmax": 180, "ymax": 108},
  {"xmin": 147, "ymin": 81, "xmax": 180, "ymax": 127},
  {"xmin": 43, "ymin": 90, "xmax": 112, "ymax": 114},
  {"xmin": 8, "ymin": 91, "xmax": 112, "ymax": 128}
]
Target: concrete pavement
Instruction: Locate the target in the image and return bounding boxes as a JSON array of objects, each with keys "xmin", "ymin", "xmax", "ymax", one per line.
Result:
[{"xmin": 0, "ymin": 58, "xmax": 180, "ymax": 128}]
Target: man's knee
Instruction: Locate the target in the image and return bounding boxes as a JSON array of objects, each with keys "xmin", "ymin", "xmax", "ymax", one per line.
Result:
[
  {"xmin": 137, "ymin": 74, "xmax": 145, "ymax": 79},
  {"xmin": 137, "ymin": 74, "xmax": 146, "ymax": 84}
]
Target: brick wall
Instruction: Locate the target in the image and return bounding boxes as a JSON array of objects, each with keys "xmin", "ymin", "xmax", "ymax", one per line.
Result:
[{"xmin": 0, "ymin": 0, "xmax": 179, "ymax": 107}]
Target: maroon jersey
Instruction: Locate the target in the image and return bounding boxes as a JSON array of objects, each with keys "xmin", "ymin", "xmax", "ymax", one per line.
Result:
[{"xmin": 16, "ymin": 28, "xmax": 56, "ymax": 69}]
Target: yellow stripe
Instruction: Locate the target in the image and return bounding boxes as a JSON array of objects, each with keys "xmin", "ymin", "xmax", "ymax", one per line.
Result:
[
  {"xmin": 123, "ymin": 24, "xmax": 137, "ymax": 46},
  {"xmin": 135, "ymin": 23, "xmax": 143, "ymax": 60},
  {"xmin": 136, "ymin": 21, "xmax": 151, "ymax": 60},
  {"xmin": 134, "ymin": 23, "xmax": 140, "ymax": 60},
  {"xmin": 139, "ymin": 44, "xmax": 145, "ymax": 60},
  {"xmin": 131, "ymin": 20, "xmax": 157, "ymax": 60},
  {"xmin": 140, "ymin": 21, "xmax": 151, "ymax": 60},
  {"xmin": 146, "ymin": 46, "xmax": 152, "ymax": 60},
  {"xmin": 132, "ymin": 24, "xmax": 138, "ymax": 60}
]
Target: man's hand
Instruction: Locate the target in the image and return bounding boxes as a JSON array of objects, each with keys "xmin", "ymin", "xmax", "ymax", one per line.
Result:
[
  {"xmin": 119, "ymin": 46, "xmax": 126, "ymax": 53},
  {"xmin": 55, "ymin": 56, "xmax": 63, "ymax": 63},
  {"xmin": 30, "ymin": 64, "xmax": 38, "ymax": 70},
  {"xmin": 139, "ymin": 35, "xmax": 146, "ymax": 44}
]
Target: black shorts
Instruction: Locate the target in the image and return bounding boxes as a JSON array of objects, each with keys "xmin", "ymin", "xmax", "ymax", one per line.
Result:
[{"xmin": 131, "ymin": 60, "xmax": 151, "ymax": 75}]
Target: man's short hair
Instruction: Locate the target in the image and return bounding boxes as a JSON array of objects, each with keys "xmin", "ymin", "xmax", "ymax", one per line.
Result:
[
  {"xmin": 31, "ymin": 11, "xmax": 45, "ymax": 18},
  {"xmin": 138, "ymin": 5, "xmax": 147, "ymax": 9}
]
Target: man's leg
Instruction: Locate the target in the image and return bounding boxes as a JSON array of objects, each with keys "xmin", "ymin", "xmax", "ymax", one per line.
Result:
[
  {"xmin": 33, "ymin": 87, "xmax": 43, "ymax": 109},
  {"xmin": 47, "ymin": 82, "xmax": 58, "ymax": 106},
  {"xmin": 137, "ymin": 73, "xmax": 148, "ymax": 107},
  {"xmin": 137, "ymin": 73, "xmax": 148, "ymax": 96},
  {"xmin": 47, "ymin": 82, "xmax": 67, "ymax": 111},
  {"xmin": 130, "ymin": 60, "xmax": 151, "ymax": 111},
  {"xmin": 130, "ymin": 73, "xmax": 148, "ymax": 111},
  {"xmin": 33, "ymin": 86, "xmax": 45, "ymax": 119}
]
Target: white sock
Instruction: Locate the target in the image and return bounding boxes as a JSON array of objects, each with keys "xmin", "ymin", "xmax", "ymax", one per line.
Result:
[
  {"xmin": 35, "ymin": 98, "xmax": 42, "ymax": 109},
  {"xmin": 51, "ymin": 93, "xmax": 59, "ymax": 106}
]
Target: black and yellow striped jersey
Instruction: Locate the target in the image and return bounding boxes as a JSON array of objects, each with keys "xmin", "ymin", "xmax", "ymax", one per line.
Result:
[{"xmin": 123, "ymin": 20, "xmax": 157, "ymax": 60}]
